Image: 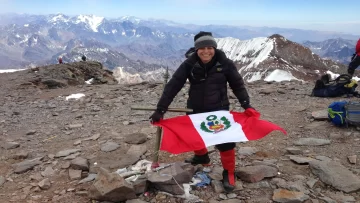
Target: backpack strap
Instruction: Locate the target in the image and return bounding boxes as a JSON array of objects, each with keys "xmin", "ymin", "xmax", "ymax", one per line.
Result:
[{"xmin": 328, "ymin": 108, "xmax": 345, "ymax": 124}]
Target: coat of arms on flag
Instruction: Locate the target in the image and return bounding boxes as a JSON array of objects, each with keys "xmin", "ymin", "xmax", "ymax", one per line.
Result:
[{"xmin": 200, "ymin": 115, "xmax": 231, "ymax": 133}]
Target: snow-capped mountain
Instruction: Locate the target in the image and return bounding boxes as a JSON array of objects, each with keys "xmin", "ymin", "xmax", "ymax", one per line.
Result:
[
  {"xmin": 0, "ymin": 13, "xmax": 196, "ymax": 69},
  {"xmin": 0, "ymin": 13, "xmax": 354, "ymax": 84},
  {"xmin": 302, "ymin": 38, "xmax": 357, "ymax": 64},
  {"xmin": 216, "ymin": 34, "xmax": 346, "ymax": 82}
]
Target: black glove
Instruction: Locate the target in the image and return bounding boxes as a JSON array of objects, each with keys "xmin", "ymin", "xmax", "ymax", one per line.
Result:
[{"xmin": 149, "ymin": 109, "xmax": 165, "ymax": 123}]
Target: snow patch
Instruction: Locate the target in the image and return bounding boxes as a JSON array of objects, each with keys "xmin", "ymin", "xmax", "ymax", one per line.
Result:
[
  {"xmin": 85, "ymin": 78, "xmax": 94, "ymax": 85},
  {"xmin": 49, "ymin": 14, "xmax": 69, "ymax": 23},
  {"xmin": 66, "ymin": 93, "xmax": 85, "ymax": 100},
  {"xmin": 246, "ymin": 72, "xmax": 263, "ymax": 82},
  {"xmin": 264, "ymin": 69, "xmax": 299, "ymax": 82},
  {"xmin": 216, "ymin": 37, "xmax": 274, "ymax": 71},
  {"xmin": 326, "ymin": 71, "xmax": 360, "ymax": 81},
  {"xmin": 0, "ymin": 69, "xmax": 25, "ymax": 73},
  {"xmin": 75, "ymin": 15, "xmax": 104, "ymax": 32}
]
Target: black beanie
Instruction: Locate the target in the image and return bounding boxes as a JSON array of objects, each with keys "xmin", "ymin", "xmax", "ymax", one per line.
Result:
[{"xmin": 194, "ymin": 31, "xmax": 217, "ymax": 50}]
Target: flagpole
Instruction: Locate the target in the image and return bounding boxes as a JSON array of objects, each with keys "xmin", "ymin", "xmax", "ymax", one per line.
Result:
[
  {"xmin": 130, "ymin": 67, "xmax": 193, "ymax": 169},
  {"xmin": 151, "ymin": 67, "xmax": 169, "ymax": 169},
  {"xmin": 130, "ymin": 106, "xmax": 193, "ymax": 112}
]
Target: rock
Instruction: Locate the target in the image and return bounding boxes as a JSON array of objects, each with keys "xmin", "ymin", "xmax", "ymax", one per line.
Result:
[
  {"xmin": 329, "ymin": 133, "xmax": 342, "ymax": 139},
  {"xmin": 244, "ymin": 180, "xmax": 271, "ymax": 189},
  {"xmin": 79, "ymin": 174, "xmax": 97, "ymax": 184},
  {"xmin": 219, "ymin": 193, "xmax": 227, "ymax": 200},
  {"xmin": 83, "ymin": 133, "xmax": 101, "ymax": 141},
  {"xmin": 75, "ymin": 191, "xmax": 88, "ymax": 196},
  {"xmin": 259, "ymin": 88, "xmax": 276, "ymax": 94},
  {"xmin": 227, "ymin": 193, "xmax": 237, "ymax": 198},
  {"xmin": 211, "ymin": 180, "xmax": 224, "ymax": 193},
  {"xmin": 285, "ymin": 147, "xmax": 302, "ymax": 155},
  {"xmin": 26, "ymin": 130, "xmax": 37, "ymax": 135},
  {"xmin": 64, "ymin": 152, "xmax": 80, "ymax": 160},
  {"xmin": 284, "ymin": 180, "xmax": 308, "ymax": 192},
  {"xmin": 88, "ymin": 167, "xmax": 137, "ymax": 202},
  {"xmin": 41, "ymin": 166, "xmax": 55, "ymax": 177},
  {"xmin": 93, "ymin": 154, "xmax": 140, "ymax": 171},
  {"xmin": 70, "ymin": 157, "xmax": 89, "ymax": 171},
  {"xmin": 73, "ymin": 140, "xmax": 82, "ymax": 146},
  {"xmin": 306, "ymin": 178, "xmax": 318, "ymax": 189},
  {"xmin": 315, "ymin": 156, "xmax": 332, "ymax": 162},
  {"xmin": 3, "ymin": 141, "xmax": 20, "ymax": 149},
  {"xmin": 69, "ymin": 123, "xmax": 83, "ymax": 129},
  {"xmin": 12, "ymin": 151, "xmax": 29, "ymax": 160},
  {"xmin": 238, "ymin": 147, "xmax": 258, "ymax": 156},
  {"xmin": 12, "ymin": 157, "xmax": 42, "ymax": 173},
  {"xmin": 208, "ymin": 166, "xmax": 223, "ymax": 181},
  {"xmin": 147, "ymin": 162, "xmax": 194, "ymax": 195},
  {"xmin": 236, "ymin": 165, "xmax": 278, "ymax": 183},
  {"xmin": 126, "ymin": 144, "xmax": 147, "ymax": 158},
  {"xmin": 327, "ymin": 192, "xmax": 356, "ymax": 203},
  {"xmin": 252, "ymin": 160, "xmax": 278, "ymax": 169},
  {"xmin": 318, "ymin": 196, "xmax": 336, "ymax": 203},
  {"xmin": 309, "ymin": 160, "xmax": 360, "ymax": 193},
  {"xmin": 289, "ymin": 155, "xmax": 316, "ymax": 164},
  {"xmin": 272, "ymin": 189, "xmax": 309, "ymax": 203},
  {"xmin": 100, "ymin": 141, "xmax": 120, "ymax": 152},
  {"xmin": 61, "ymin": 161, "xmax": 71, "ymax": 169},
  {"xmin": 131, "ymin": 176, "xmax": 148, "ymax": 195},
  {"xmin": 293, "ymin": 138, "xmax": 331, "ymax": 146},
  {"xmin": 38, "ymin": 178, "xmax": 51, "ymax": 190},
  {"xmin": 55, "ymin": 149, "xmax": 81, "ymax": 158},
  {"xmin": 124, "ymin": 133, "xmax": 147, "ymax": 144},
  {"xmin": 140, "ymin": 127, "xmax": 157, "ymax": 134},
  {"xmin": 69, "ymin": 169, "xmax": 82, "ymax": 180},
  {"xmin": 311, "ymin": 110, "xmax": 328, "ymax": 120},
  {"xmin": 42, "ymin": 79, "xmax": 67, "ymax": 88},
  {"xmin": 219, "ymin": 200, "xmax": 241, "ymax": 203},
  {"xmin": 0, "ymin": 176, "xmax": 5, "ymax": 186},
  {"xmin": 126, "ymin": 199, "xmax": 148, "ymax": 203},
  {"xmin": 348, "ymin": 155, "xmax": 357, "ymax": 164}
]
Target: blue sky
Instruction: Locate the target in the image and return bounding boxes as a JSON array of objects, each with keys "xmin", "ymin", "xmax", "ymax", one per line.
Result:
[{"xmin": 1, "ymin": 0, "xmax": 359, "ymax": 34}]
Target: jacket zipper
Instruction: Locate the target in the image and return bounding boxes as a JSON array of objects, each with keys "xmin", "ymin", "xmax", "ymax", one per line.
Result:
[{"xmin": 203, "ymin": 64, "xmax": 207, "ymax": 110}]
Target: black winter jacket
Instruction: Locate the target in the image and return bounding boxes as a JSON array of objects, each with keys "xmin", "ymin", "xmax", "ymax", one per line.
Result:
[{"xmin": 156, "ymin": 49, "xmax": 250, "ymax": 113}]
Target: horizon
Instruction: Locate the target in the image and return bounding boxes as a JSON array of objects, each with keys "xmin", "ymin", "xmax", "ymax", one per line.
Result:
[{"xmin": 0, "ymin": 0, "xmax": 359, "ymax": 35}]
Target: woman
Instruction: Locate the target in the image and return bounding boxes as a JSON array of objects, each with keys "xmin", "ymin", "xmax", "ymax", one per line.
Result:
[{"xmin": 149, "ymin": 31, "xmax": 254, "ymax": 192}]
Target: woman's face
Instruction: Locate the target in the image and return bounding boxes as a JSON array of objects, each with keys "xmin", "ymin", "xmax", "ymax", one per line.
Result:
[{"xmin": 197, "ymin": 47, "xmax": 215, "ymax": 64}]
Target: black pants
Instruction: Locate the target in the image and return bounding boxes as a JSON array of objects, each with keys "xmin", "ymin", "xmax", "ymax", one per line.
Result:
[
  {"xmin": 186, "ymin": 106, "xmax": 236, "ymax": 152},
  {"xmin": 348, "ymin": 54, "xmax": 360, "ymax": 75}
]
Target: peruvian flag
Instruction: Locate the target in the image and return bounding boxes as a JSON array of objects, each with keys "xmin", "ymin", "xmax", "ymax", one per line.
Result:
[{"xmin": 152, "ymin": 108, "xmax": 287, "ymax": 154}]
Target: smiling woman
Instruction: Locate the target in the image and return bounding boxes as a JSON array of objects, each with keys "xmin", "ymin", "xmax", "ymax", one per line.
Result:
[{"xmin": 149, "ymin": 30, "xmax": 254, "ymax": 192}]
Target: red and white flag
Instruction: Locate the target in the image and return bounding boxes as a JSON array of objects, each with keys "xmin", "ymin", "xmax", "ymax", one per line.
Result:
[{"xmin": 152, "ymin": 108, "xmax": 287, "ymax": 154}]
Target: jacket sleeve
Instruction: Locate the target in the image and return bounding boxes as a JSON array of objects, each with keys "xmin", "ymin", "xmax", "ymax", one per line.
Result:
[
  {"xmin": 156, "ymin": 63, "xmax": 189, "ymax": 112},
  {"xmin": 225, "ymin": 61, "xmax": 251, "ymax": 109},
  {"xmin": 356, "ymin": 39, "xmax": 360, "ymax": 55}
]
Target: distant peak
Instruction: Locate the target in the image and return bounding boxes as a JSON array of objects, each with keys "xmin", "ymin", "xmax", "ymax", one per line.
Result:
[{"xmin": 269, "ymin": 34, "xmax": 286, "ymax": 40}]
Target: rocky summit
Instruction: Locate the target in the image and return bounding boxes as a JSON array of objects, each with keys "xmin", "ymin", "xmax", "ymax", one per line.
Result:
[{"xmin": 1, "ymin": 63, "xmax": 360, "ymax": 203}]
